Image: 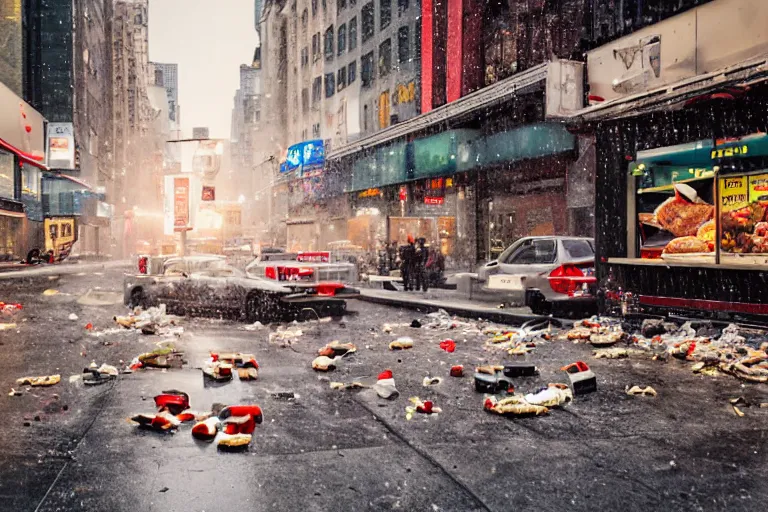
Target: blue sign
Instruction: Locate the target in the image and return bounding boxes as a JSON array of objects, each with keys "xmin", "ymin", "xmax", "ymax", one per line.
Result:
[{"xmin": 281, "ymin": 139, "xmax": 324, "ymax": 173}]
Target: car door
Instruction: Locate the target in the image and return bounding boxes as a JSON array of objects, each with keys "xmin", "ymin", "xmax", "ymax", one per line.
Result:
[
  {"xmin": 488, "ymin": 238, "xmax": 558, "ymax": 302},
  {"xmin": 155, "ymin": 259, "xmax": 190, "ymax": 307}
]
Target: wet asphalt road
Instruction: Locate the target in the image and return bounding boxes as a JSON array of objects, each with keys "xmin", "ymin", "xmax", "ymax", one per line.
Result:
[{"xmin": 1, "ymin": 267, "xmax": 768, "ymax": 511}]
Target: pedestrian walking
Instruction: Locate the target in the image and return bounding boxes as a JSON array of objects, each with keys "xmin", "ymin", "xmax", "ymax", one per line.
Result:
[
  {"xmin": 399, "ymin": 235, "xmax": 416, "ymax": 291},
  {"xmin": 414, "ymin": 238, "xmax": 429, "ymax": 292}
]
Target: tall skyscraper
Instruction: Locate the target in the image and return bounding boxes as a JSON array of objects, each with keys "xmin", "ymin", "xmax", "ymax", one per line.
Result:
[
  {"xmin": 149, "ymin": 62, "xmax": 179, "ymax": 121},
  {"xmin": 254, "ymin": 0, "xmax": 263, "ymax": 33}
]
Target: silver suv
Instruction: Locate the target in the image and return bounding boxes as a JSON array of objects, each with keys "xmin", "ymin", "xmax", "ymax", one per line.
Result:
[{"xmin": 476, "ymin": 236, "xmax": 597, "ymax": 315}]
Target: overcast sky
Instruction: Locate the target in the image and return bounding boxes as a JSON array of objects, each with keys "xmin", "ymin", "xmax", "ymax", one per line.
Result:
[{"xmin": 148, "ymin": 0, "xmax": 260, "ymax": 139}]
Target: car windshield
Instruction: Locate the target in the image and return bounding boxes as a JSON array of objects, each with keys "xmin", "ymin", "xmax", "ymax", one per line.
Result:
[{"xmin": 9, "ymin": 1, "xmax": 763, "ymax": 510}]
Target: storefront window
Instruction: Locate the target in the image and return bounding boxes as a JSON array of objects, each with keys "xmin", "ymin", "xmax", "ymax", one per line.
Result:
[
  {"xmin": 0, "ymin": 151, "xmax": 14, "ymax": 199},
  {"xmin": 631, "ymin": 133, "xmax": 768, "ymax": 266},
  {"xmin": 22, "ymin": 164, "xmax": 41, "ymax": 200}
]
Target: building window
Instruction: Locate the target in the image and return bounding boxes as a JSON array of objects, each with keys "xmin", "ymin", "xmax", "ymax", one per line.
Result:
[
  {"xmin": 380, "ymin": 0, "xmax": 392, "ymax": 30},
  {"xmin": 414, "ymin": 21, "xmax": 420, "ymax": 61},
  {"xmin": 362, "ymin": 2, "xmax": 375, "ymax": 43},
  {"xmin": 312, "ymin": 123, "xmax": 320, "ymax": 137},
  {"xmin": 338, "ymin": 24, "xmax": 347, "ymax": 56},
  {"xmin": 312, "ymin": 76, "xmax": 322, "ymax": 105},
  {"xmin": 379, "ymin": 39, "xmax": 391, "ymax": 77},
  {"xmin": 324, "ymin": 26, "xmax": 335, "ymax": 61},
  {"xmin": 363, "ymin": 105, "xmax": 369, "ymax": 131},
  {"xmin": 397, "ymin": 26, "xmax": 409, "ymax": 64},
  {"xmin": 302, "ymin": 8, "xmax": 308, "ymax": 27},
  {"xmin": 348, "ymin": 61, "xmax": 357, "ymax": 84},
  {"xmin": 325, "ymin": 72, "xmax": 336, "ymax": 98},
  {"xmin": 397, "ymin": 0, "xmax": 408, "ymax": 16},
  {"xmin": 348, "ymin": 17, "xmax": 358, "ymax": 51},
  {"xmin": 322, "ymin": 0, "xmax": 327, "ymax": 11},
  {"xmin": 337, "ymin": 0, "xmax": 346, "ymax": 11},
  {"xmin": 302, "ymin": 88, "xmax": 310, "ymax": 113},
  {"xmin": 312, "ymin": 33, "xmax": 320, "ymax": 60},
  {"xmin": 338, "ymin": 67, "xmax": 347, "ymax": 91},
  {"xmin": 301, "ymin": 46, "xmax": 309, "ymax": 67},
  {"xmin": 312, "ymin": 0, "xmax": 318, "ymax": 16},
  {"xmin": 361, "ymin": 51, "xmax": 374, "ymax": 87}
]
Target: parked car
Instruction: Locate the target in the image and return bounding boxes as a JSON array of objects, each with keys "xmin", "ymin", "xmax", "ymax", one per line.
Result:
[
  {"xmin": 124, "ymin": 255, "xmax": 359, "ymax": 322},
  {"xmin": 245, "ymin": 250, "xmax": 358, "ymax": 283},
  {"xmin": 476, "ymin": 236, "xmax": 597, "ymax": 315}
]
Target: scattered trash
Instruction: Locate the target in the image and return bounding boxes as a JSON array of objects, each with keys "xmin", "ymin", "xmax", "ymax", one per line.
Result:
[
  {"xmin": 503, "ymin": 363, "xmax": 539, "ymax": 378},
  {"xmin": 389, "ymin": 337, "xmax": 413, "ymax": 350},
  {"xmin": 154, "ymin": 390, "xmax": 190, "ymax": 415},
  {"xmin": 593, "ymin": 348, "xmax": 630, "ymax": 359},
  {"xmin": 222, "ymin": 415, "xmax": 257, "ymax": 435},
  {"xmin": 8, "ymin": 388, "xmax": 22, "ymax": 397},
  {"xmin": 42, "ymin": 289, "xmax": 59, "ymax": 296},
  {"xmin": 410, "ymin": 319, "xmax": 422, "ymax": 328},
  {"xmin": 317, "ymin": 341, "xmax": 357, "ymax": 357},
  {"xmin": 271, "ymin": 391, "xmax": 296, "ymax": 400},
  {"xmin": 131, "ymin": 344, "xmax": 184, "ymax": 370},
  {"xmin": 626, "ymin": 385, "xmax": 657, "ymax": 397},
  {"xmin": 422, "ymin": 376, "xmax": 442, "ymax": 387},
  {"xmin": 524, "ymin": 384, "xmax": 573, "ymax": 407},
  {"xmin": 0, "ymin": 323, "xmax": 18, "ymax": 331},
  {"xmin": 218, "ymin": 405, "xmax": 263, "ymax": 425},
  {"xmin": 84, "ymin": 323, "xmax": 93, "ymax": 330},
  {"xmin": 130, "ymin": 412, "xmax": 180, "ymax": 432},
  {"xmin": 439, "ymin": 339, "xmax": 456, "ymax": 353},
  {"xmin": 191, "ymin": 417, "xmax": 220, "ymax": 441},
  {"xmin": 159, "ymin": 487, "xmax": 169, "ymax": 493},
  {"xmin": 474, "ymin": 372, "xmax": 513, "ymax": 394},
  {"xmin": 312, "ymin": 355, "xmax": 339, "ymax": 371},
  {"xmin": 211, "ymin": 352, "xmax": 259, "ymax": 369},
  {"xmin": 269, "ymin": 327, "xmax": 303, "ymax": 346},
  {"xmin": 77, "ymin": 290, "xmax": 123, "ymax": 306},
  {"xmin": 406, "ymin": 397, "xmax": 441, "ymax": 419},
  {"xmin": 81, "ymin": 365, "xmax": 117, "ymax": 386},
  {"xmin": 237, "ymin": 368, "xmax": 259, "ymax": 380},
  {"xmin": 562, "ymin": 361, "xmax": 597, "ymax": 395},
  {"xmin": 450, "ymin": 365, "xmax": 464, "ymax": 377},
  {"xmin": 114, "ymin": 304, "xmax": 181, "ymax": 335},
  {"xmin": 203, "ymin": 361, "xmax": 233, "ymax": 381},
  {"xmin": 372, "ymin": 369, "xmax": 399, "ymax": 399},
  {"xmin": 330, "ymin": 381, "xmax": 367, "ymax": 390},
  {"xmin": 16, "ymin": 375, "xmax": 60, "ymax": 387},
  {"xmin": 0, "ymin": 302, "xmax": 22, "ymax": 314},
  {"xmin": 484, "ymin": 395, "xmax": 548, "ymax": 417},
  {"xmin": 68, "ymin": 313, "xmax": 79, "ymax": 320},
  {"xmin": 243, "ymin": 321, "xmax": 265, "ymax": 331},
  {"xmin": 217, "ymin": 433, "xmax": 251, "ymax": 450}
]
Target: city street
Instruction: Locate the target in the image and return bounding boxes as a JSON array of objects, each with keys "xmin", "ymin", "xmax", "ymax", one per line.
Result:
[{"xmin": 1, "ymin": 267, "xmax": 767, "ymax": 511}]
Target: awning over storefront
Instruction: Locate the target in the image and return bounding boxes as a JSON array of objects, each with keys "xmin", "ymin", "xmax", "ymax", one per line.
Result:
[
  {"xmin": 559, "ymin": 54, "xmax": 768, "ymax": 123},
  {"xmin": 0, "ymin": 81, "xmax": 48, "ymax": 170},
  {"xmin": 328, "ymin": 63, "xmax": 549, "ymax": 161}
]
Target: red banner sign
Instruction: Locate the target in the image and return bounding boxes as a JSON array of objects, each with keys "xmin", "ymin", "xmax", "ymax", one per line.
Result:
[
  {"xmin": 173, "ymin": 177, "xmax": 189, "ymax": 230},
  {"xmin": 424, "ymin": 196, "xmax": 444, "ymax": 205},
  {"xmin": 296, "ymin": 251, "xmax": 331, "ymax": 263}
]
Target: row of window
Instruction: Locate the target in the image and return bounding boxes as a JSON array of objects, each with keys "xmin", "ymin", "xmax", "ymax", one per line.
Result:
[{"xmin": 322, "ymin": 21, "xmax": 417, "ymax": 68}]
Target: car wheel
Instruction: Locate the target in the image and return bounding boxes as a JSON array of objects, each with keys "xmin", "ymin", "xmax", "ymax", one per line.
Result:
[
  {"xmin": 130, "ymin": 287, "xmax": 148, "ymax": 308},
  {"xmin": 529, "ymin": 297, "xmax": 552, "ymax": 316}
]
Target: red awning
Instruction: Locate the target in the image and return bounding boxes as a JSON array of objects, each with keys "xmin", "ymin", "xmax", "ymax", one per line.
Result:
[{"xmin": 0, "ymin": 137, "xmax": 49, "ymax": 171}]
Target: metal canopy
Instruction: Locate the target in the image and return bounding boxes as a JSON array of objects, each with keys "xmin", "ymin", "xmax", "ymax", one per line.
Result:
[{"xmin": 326, "ymin": 63, "xmax": 549, "ymax": 161}]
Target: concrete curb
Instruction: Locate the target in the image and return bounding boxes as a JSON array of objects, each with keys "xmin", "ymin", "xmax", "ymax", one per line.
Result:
[
  {"xmin": 0, "ymin": 260, "xmax": 132, "ymax": 280},
  {"xmin": 355, "ymin": 290, "xmax": 563, "ymax": 326}
]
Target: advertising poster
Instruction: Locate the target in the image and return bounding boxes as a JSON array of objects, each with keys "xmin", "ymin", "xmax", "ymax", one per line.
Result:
[
  {"xmin": 719, "ymin": 175, "xmax": 768, "ymax": 253},
  {"xmin": 46, "ymin": 122, "xmax": 76, "ymax": 170},
  {"xmin": 173, "ymin": 177, "xmax": 190, "ymax": 230},
  {"xmin": 202, "ymin": 186, "xmax": 215, "ymax": 201}
]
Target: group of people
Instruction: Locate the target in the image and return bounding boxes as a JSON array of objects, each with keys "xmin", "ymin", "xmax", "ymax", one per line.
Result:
[{"xmin": 376, "ymin": 236, "xmax": 444, "ymax": 292}]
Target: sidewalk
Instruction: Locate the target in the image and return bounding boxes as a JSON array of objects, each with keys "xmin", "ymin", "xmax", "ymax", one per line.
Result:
[
  {"xmin": 0, "ymin": 259, "xmax": 132, "ymax": 280},
  {"xmin": 356, "ymin": 287, "xmax": 554, "ymax": 326}
]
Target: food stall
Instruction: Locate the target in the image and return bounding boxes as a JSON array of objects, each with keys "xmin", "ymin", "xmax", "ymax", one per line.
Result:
[{"xmin": 604, "ymin": 132, "xmax": 768, "ymax": 319}]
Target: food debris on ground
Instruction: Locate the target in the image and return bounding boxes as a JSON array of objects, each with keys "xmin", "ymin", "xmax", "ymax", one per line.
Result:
[
  {"xmin": 42, "ymin": 289, "xmax": 60, "ymax": 296},
  {"xmin": 593, "ymin": 348, "xmax": 630, "ymax": 359},
  {"xmin": 484, "ymin": 395, "xmax": 548, "ymax": 417},
  {"xmin": 372, "ymin": 369, "xmax": 399, "ymax": 399},
  {"xmin": 130, "ymin": 411, "xmax": 181, "ymax": 432},
  {"xmin": 114, "ymin": 304, "xmax": 181, "ymax": 335},
  {"xmin": 0, "ymin": 302, "xmax": 22, "ymax": 314},
  {"xmin": 317, "ymin": 341, "xmax": 357, "ymax": 357},
  {"xmin": 16, "ymin": 375, "xmax": 60, "ymax": 387},
  {"xmin": 406, "ymin": 397, "xmax": 442, "ymax": 419},
  {"xmin": 450, "ymin": 365, "xmax": 464, "ymax": 377},
  {"xmin": 438, "ymin": 339, "xmax": 456, "ymax": 353},
  {"xmin": 389, "ymin": 337, "xmax": 414, "ymax": 350},
  {"xmin": 523, "ymin": 384, "xmax": 573, "ymax": 408},
  {"xmin": 626, "ymin": 385, "xmax": 658, "ymax": 397},
  {"xmin": 217, "ymin": 433, "xmax": 252, "ymax": 449},
  {"xmin": 312, "ymin": 355, "xmax": 339, "ymax": 371},
  {"xmin": 0, "ymin": 323, "xmax": 17, "ymax": 331},
  {"xmin": 8, "ymin": 388, "xmax": 22, "ymax": 397},
  {"xmin": 330, "ymin": 381, "xmax": 367, "ymax": 390},
  {"xmin": 191, "ymin": 417, "xmax": 220, "ymax": 441},
  {"xmin": 422, "ymin": 376, "xmax": 442, "ymax": 387},
  {"xmin": 203, "ymin": 361, "xmax": 233, "ymax": 381}
]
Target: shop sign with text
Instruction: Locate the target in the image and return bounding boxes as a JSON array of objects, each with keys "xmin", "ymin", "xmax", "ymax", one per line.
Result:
[{"xmin": 174, "ymin": 177, "xmax": 190, "ymax": 230}]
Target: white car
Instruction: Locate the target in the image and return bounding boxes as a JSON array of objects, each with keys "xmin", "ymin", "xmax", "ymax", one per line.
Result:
[{"xmin": 476, "ymin": 236, "xmax": 597, "ymax": 316}]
